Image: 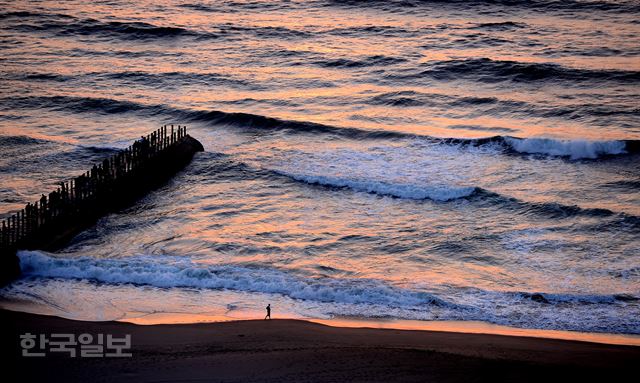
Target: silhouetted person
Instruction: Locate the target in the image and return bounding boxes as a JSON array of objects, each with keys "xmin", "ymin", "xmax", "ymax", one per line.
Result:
[{"xmin": 265, "ymin": 304, "xmax": 271, "ymax": 320}]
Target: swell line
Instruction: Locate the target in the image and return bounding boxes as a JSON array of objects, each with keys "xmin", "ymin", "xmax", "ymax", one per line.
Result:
[
  {"xmin": 198, "ymin": 157, "xmax": 640, "ymax": 226},
  {"xmin": 384, "ymin": 58, "xmax": 640, "ymax": 85},
  {"xmin": 327, "ymin": 0, "xmax": 640, "ymax": 14},
  {"xmin": 3, "ymin": 95, "xmax": 638, "ymax": 160}
]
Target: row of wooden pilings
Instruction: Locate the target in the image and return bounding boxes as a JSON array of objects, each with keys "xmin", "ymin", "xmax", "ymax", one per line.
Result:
[{"xmin": 0, "ymin": 125, "xmax": 189, "ymax": 251}]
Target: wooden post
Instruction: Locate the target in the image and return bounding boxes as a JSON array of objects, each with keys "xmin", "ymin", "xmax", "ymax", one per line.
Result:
[
  {"xmin": 33, "ymin": 202, "xmax": 38, "ymax": 228},
  {"xmin": 14, "ymin": 212, "xmax": 19, "ymax": 242},
  {"xmin": 4, "ymin": 219, "xmax": 8, "ymax": 247},
  {"xmin": 1, "ymin": 220, "xmax": 5, "ymax": 248},
  {"xmin": 1, "ymin": 220, "xmax": 6, "ymax": 248},
  {"xmin": 0, "ymin": 126, "xmax": 201, "ymax": 266},
  {"xmin": 20, "ymin": 209, "xmax": 25, "ymax": 239},
  {"xmin": 25, "ymin": 204, "xmax": 31, "ymax": 237},
  {"xmin": 11, "ymin": 215, "xmax": 16, "ymax": 244}
]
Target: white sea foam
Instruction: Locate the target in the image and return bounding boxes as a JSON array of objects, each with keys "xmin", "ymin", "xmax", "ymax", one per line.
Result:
[
  {"xmin": 257, "ymin": 140, "xmax": 485, "ymax": 202},
  {"xmin": 504, "ymin": 137, "xmax": 626, "ymax": 159},
  {"xmin": 17, "ymin": 251, "xmax": 442, "ymax": 308},
  {"xmin": 277, "ymin": 172, "xmax": 477, "ymax": 201},
  {"xmin": 13, "ymin": 251, "xmax": 640, "ymax": 334}
]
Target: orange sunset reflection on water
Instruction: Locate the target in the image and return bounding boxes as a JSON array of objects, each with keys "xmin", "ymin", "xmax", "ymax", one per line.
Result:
[{"xmin": 1, "ymin": 0, "xmax": 639, "ymax": 341}]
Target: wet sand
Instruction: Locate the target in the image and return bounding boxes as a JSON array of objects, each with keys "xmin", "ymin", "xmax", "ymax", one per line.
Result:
[{"xmin": 3, "ymin": 309, "xmax": 639, "ymax": 383}]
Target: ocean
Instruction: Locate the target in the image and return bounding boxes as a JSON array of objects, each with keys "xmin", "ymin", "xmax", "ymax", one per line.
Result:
[{"xmin": 0, "ymin": 0, "xmax": 639, "ymax": 334}]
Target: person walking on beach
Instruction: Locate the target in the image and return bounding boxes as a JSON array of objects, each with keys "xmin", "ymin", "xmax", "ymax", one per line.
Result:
[{"xmin": 265, "ymin": 304, "xmax": 271, "ymax": 320}]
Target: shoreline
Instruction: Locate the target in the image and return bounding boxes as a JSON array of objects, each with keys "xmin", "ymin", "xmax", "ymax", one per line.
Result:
[
  {"xmin": 118, "ymin": 311, "xmax": 640, "ymax": 347},
  {"xmin": 3, "ymin": 308, "xmax": 639, "ymax": 382},
  {"xmin": 4, "ymin": 300, "xmax": 638, "ymax": 346}
]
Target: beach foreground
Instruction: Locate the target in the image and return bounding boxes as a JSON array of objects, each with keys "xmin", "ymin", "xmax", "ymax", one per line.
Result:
[{"xmin": 3, "ymin": 309, "xmax": 639, "ymax": 383}]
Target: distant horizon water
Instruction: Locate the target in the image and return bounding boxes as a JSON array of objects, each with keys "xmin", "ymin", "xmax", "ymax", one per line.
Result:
[{"xmin": 1, "ymin": 0, "xmax": 639, "ymax": 336}]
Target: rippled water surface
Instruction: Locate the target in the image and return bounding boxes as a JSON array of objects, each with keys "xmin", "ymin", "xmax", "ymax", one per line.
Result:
[{"xmin": 1, "ymin": 0, "xmax": 639, "ymax": 334}]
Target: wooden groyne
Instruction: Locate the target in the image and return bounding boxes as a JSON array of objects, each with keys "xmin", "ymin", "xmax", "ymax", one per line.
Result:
[{"xmin": 0, "ymin": 125, "xmax": 204, "ymax": 285}]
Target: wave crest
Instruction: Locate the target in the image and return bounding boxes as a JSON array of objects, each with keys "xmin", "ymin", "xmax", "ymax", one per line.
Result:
[
  {"xmin": 3, "ymin": 95, "xmax": 638, "ymax": 160},
  {"xmin": 328, "ymin": 0, "xmax": 640, "ymax": 14},
  {"xmin": 275, "ymin": 172, "xmax": 478, "ymax": 201},
  {"xmin": 18, "ymin": 251, "xmax": 447, "ymax": 308},
  {"xmin": 504, "ymin": 137, "xmax": 627, "ymax": 159},
  {"xmin": 386, "ymin": 58, "xmax": 640, "ymax": 85},
  {"xmin": 15, "ymin": 251, "xmax": 640, "ymax": 333},
  {"xmin": 9, "ymin": 15, "xmax": 214, "ymax": 40}
]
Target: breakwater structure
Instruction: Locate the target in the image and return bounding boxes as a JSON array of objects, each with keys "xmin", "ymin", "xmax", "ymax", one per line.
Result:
[{"xmin": 0, "ymin": 125, "xmax": 204, "ymax": 285}]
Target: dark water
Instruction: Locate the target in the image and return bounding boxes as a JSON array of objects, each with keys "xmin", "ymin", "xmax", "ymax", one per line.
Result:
[{"xmin": 0, "ymin": 0, "xmax": 639, "ymax": 334}]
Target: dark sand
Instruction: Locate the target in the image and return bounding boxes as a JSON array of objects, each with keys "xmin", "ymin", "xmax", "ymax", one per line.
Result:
[{"xmin": 3, "ymin": 309, "xmax": 639, "ymax": 383}]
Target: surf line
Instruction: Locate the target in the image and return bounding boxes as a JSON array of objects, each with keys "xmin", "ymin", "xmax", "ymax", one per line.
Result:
[{"xmin": 0, "ymin": 125, "xmax": 204, "ymax": 285}]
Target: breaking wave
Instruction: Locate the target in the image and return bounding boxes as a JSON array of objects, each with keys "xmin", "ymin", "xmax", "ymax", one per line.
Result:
[
  {"xmin": 3, "ymin": 95, "xmax": 637, "ymax": 160},
  {"xmin": 15, "ymin": 251, "xmax": 640, "ymax": 333},
  {"xmin": 274, "ymin": 172, "xmax": 479, "ymax": 201},
  {"xmin": 267, "ymin": 168, "xmax": 638, "ymax": 224},
  {"xmin": 504, "ymin": 137, "xmax": 627, "ymax": 159},
  {"xmin": 18, "ymin": 251, "xmax": 449, "ymax": 308}
]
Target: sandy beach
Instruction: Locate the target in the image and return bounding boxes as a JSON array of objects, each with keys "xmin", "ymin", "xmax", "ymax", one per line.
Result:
[{"xmin": 3, "ymin": 308, "xmax": 639, "ymax": 383}]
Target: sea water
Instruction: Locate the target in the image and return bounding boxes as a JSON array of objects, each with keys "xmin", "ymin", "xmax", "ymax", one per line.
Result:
[{"xmin": 0, "ymin": 0, "xmax": 639, "ymax": 334}]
